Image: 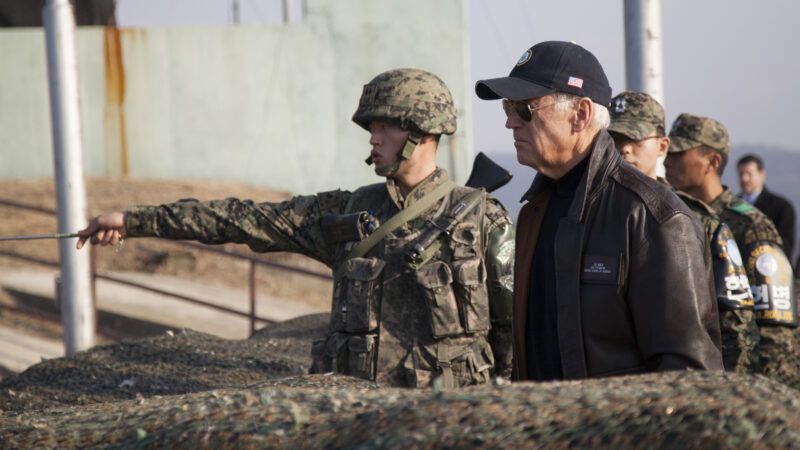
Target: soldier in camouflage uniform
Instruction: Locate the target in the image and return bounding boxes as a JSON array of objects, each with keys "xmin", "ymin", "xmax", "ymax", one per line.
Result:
[
  {"xmin": 609, "ymin": 93, "xmax": 758, "ymax": 373},
  {"xmin": 607, "ymin": 91, "xmax": 670, "ymax": 181},
  {"xmin": 77, "ymin": 68, "xmax": 516, "ymax": 389},
  {"xmin": 665, "ymin": 113, "xmax": 800, "ymax": 383}
]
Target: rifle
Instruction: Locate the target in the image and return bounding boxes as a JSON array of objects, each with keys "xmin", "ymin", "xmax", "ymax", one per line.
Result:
[
  {"xmin": 404, "ymin": 152, "xmax": 512, "ymax": 269},
  {"xmin": 464, "ymin": 151, "xmax": 513, "ymax": 193}
]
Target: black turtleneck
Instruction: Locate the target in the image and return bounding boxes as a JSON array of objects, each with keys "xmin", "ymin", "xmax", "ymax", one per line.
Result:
[{"xmin": 526, "ymin": 153, "xmax": 590, "ymax": 381}]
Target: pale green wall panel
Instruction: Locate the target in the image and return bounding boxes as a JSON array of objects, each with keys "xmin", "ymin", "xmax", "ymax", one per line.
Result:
[{"xmin": 0, "ymin": 1, "xmax": 471, "ymax": 195}]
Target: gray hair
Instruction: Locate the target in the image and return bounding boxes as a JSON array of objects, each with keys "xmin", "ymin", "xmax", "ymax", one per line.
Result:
[{"xmin": 552, "ymin": 93, "xmax": 610, "ymax": 130}]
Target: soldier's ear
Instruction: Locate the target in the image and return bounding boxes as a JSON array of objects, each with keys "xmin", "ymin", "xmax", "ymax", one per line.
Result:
[
  {"xmin": 419, "ymin": 134, "xmax": 436, "ymax": 144},
  {"xmin": 419, "ymin": 134, "xmax": 442, "ymax": 150},
  {"xmin": 657, "ymin": 136, "xmax": 670, "ymax": 157},
  {"xmin": 707, "ymin": 150, "xmax": 722, "ymax": 172}
]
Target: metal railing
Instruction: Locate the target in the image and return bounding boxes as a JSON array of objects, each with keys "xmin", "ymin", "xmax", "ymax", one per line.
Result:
[{"xmin": 0, "ymin": 198, "xmax": 332, "ymax": 336}]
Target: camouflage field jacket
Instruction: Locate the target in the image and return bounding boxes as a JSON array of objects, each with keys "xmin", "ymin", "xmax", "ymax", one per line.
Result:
[
  {"xmin": 710, "ymin": 188, "xmax": 800, "ymax": 383},
  {"xmin": 125, "ymin": 168, "xmax": 515, "ymax": 388},
  {"xmin": 669, "ymin": 187, "xmax": 759, "ymax": 374}
]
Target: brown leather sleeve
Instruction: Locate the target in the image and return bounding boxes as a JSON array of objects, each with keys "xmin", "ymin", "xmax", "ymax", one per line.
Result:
[{"xmin": 627, "ymin": 212, "xmax": 724, "ymax": 371}]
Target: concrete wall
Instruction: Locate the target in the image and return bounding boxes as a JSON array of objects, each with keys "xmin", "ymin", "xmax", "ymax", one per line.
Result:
[{"xmin": 0, "ymin": 0, "xmax": 472, "ymax": 195}]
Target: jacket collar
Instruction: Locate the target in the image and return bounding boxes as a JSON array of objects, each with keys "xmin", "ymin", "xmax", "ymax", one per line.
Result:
[
  {"xmin": 710, "ymin": 186, "xmax": 736, "ymax": 210},
  {"xmin": 521, "ymin": 130, "xmax": 620, "ymax": 223},
  {"xmin": 386, "ymin": 167, "xmax": 450, "ymax": 210}
]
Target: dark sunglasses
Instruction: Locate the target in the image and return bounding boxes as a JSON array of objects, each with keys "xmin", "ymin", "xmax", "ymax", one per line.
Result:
[{"xmin": 501, "ymin": 98, "xmax": 572, "ymax": 122}]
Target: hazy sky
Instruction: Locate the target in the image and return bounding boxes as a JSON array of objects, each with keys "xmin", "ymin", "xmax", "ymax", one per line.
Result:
[
  {"xmin": 117, "ymin": 0, "xmax": 800, "ymax": 154},
  {"xmin": 469, "ymin": 0, "xmax": 800, "ymax": 155}
]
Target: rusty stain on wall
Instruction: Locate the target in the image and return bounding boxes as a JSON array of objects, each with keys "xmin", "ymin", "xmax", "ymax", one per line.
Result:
[{"xmin": 103, "ymin": 27, "xmax": 128, "ymax": 176}]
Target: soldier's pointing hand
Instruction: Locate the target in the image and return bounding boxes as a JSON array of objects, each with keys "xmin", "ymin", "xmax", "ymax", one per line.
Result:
[{"xmin": 77, "ymin": 212, "xmax": 126, "ymax": 250}]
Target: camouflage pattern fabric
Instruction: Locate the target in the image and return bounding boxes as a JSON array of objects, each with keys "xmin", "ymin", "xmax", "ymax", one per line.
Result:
[
  {"xmin": 711, "ymin": 189, "xmax": 784, "ymax": 250},
  {"xmin": 125, "ymin": 168, "xmax": 515, "ymax": 386},
  {"xmin": 674, "ymin": 188, "xmax": 720, "ymax": 244},
  {"xmin": 675, "ymin": 188, "xmax": 759, "ymax": 373},
  {"xmin": 352, "ymin": 68, "xmax": 457, "ymax": 176},
  {"xmin": 668, "ymin": 112, "xmax": 730, "ymax": 154},
  {"xmin": 710, "ymin": 188, "xmax": 800, "ymax": 385},
  {"xmin": 352, "ymin": 68, "xmax": 457, "ymax": 136},
  {"xmin": 607, "ymin": 91, "xmax": 665, "ymax": 140},
  {"xmin": 717, "ymin": 308, "xmax": 760, "ymax": 373},
  {"xmin": 5, "ymin": 370, "xmax": 800, "ymax": 448}
]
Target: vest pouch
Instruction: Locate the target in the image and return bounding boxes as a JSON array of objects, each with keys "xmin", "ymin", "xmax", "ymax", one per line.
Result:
[
  {"xmin": 309, "ymin": 333, "xmax": 349, "ymax": 374},
  {"xmin": 452, "ymin": 258, "xmax": 491, "ymax": 333},
  {"xmin": 346, "ymin": 334, "xmax": 376, "ymax": 380},
  {"xmin": 417, "ymin": 261, "xmax": 464, "ymax": 338},
  {"xmin": 463, "ymin": 342, "xmax": 493, "ymax": 385},
  {"xmin": 433, "ymin": 342, "xmax": 492, "ymax": 388},
  {"xmin": 451, "ymin": 222, "xmax": 481, "ymax": 260},
  {"xmin": 321, "ymin": 212, "xmax": 370, "ymax": 243},
  {"xmin": 341, "ymin": 257, "xmax": 386, "ymax": 333}
]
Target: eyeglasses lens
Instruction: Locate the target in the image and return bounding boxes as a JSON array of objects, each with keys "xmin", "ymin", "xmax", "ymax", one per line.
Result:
[{"xmin": 502, "ymin": 99, "xmax": 532, "ymax": 121}]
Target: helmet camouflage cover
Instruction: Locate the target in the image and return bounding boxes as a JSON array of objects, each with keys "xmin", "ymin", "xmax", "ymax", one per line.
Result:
[
  {"xmin": 352, "ymin": 68, "xmax": 457, "ymax": 136},
  {"xmin": 607, "ymin": 91, "xmax": 665, "ymax": 141},
  {"xmin": 668, "ymin": 113, "xmax": 730, "ymax": 155}
]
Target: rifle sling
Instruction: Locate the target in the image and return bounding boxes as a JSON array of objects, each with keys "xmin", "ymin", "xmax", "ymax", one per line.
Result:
[{"xmin": 345, "ymin": 180, "xmax": 457, "ymax": 261}]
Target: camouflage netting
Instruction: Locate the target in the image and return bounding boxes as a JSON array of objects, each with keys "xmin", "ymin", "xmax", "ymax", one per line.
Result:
[
  {"xmin": 0, "ymin": 313, "xmax": 329, "ymax": 412},
  {"xmin": 3, "ymin": 314, "xmax": 800, "ymax": 448},
  {"xmin": 2, "ymin": 371, "xmax": 800, "ymax": 448}
]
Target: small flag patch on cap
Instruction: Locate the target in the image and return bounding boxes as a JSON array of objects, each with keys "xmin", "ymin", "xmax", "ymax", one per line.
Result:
[{"xmin": 568, "ymin": 76, "xmax": 584, "ymax": 88}]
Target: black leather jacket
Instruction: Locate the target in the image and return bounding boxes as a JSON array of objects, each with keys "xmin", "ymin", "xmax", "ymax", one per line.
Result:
[{"xmin": 512, "ymin": 131, "xmax": 723, "ymax": 380}]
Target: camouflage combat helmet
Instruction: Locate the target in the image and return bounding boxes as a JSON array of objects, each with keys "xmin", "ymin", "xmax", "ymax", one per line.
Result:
[
  {"xmin": 607, "ymin": 91, "xmax": 665, "ymax": 140},
  {"xmin": 352, "ymin": 68, "xmax": 457, "ymax": 137},
  {"xmin": 353, "ymin": 68, "xmax": 457, "ymax": 176},
  {"xmin": 668, "ymin": 113, "xmax": 730, "ymax": 155}
]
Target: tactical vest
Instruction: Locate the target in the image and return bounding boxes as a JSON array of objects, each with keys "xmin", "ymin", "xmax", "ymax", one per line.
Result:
[{"xmin": 310, "ymin": 183, "xmax": 495, "ymax": 388}]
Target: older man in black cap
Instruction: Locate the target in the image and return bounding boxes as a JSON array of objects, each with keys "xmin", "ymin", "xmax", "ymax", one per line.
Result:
[{"xmin": 475, "ymin": 41, "xmax": 723, "ymax": 381}]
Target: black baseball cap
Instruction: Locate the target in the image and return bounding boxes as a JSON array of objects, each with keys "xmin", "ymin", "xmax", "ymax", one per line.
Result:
[{"xmin": 475, "ymin": 41, "xmax": 612, "ymax": 105}]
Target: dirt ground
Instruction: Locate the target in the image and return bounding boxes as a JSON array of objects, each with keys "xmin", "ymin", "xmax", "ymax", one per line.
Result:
[{"xmin": 0, "ymin": 176, "xmax": 334, "ymax": 311}]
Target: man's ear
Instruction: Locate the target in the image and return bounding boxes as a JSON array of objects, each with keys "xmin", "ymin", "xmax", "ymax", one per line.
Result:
[
  {"xmin": 420, "ymin": 134, "xmax": 436, "ymax": 145},
  {"xmin": 707, "ymin": 150, "xmax": 722, "ymax": 173},
  {"xmin": 419, "ymin": 134, "xmax": 441, "ymax": 151},
  {"xmin": 573, "ymin": 97, "xmax": 593, "ymax": 131},
  {"xmin": 657, "ymin": 136, "xmax": 670, "ymax": 157}
]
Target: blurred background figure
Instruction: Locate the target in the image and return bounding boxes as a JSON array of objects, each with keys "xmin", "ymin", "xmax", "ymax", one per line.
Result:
[{"xmin": 737, "ymin": 154, "xmax": 796, "ymax": 261}]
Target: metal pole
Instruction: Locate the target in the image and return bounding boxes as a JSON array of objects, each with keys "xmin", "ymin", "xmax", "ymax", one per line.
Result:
[
  {"xmin": 232, "ymin": 0, "xmax": 240, "ymax": 25},
  {"xmin": 448, "ymin": 135, "xmax": 459, "ymax": 183},
  {"xmin": 624, "ymin": 0, "xmax": 666, "ymax": 175},
  {"xmin": 44, "ymin": 0, "xmax": 96, "ymax": 355},
  {"xmin": 624, "ymin": 0, "xmax": 664, "ymax": 103},
  {"xmin": 283, "ymin": 0, "xmax": 302, "ymax": 23},
  {"xmin": 249, "ymin": 262, "xmax": 256, "ymax": 336}
]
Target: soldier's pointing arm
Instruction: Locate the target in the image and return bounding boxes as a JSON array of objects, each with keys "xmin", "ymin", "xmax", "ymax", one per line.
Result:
[{"xmin": 121, "ymin": 190, "xmax": 352, "ymax": 266}]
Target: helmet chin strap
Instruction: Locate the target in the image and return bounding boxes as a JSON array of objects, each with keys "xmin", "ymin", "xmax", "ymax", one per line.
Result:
[{"xmin": 365, "ymin": 131, "xmax": 422, "ymax": 178}]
